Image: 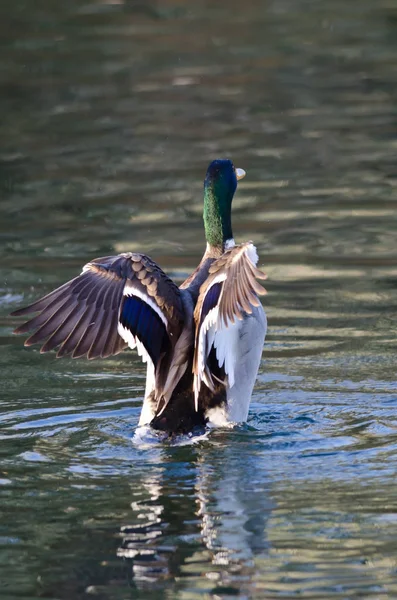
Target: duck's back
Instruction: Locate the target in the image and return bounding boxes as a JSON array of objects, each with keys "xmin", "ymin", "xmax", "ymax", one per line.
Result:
[
  {"xmin": 139, "ymin": 256, "xmax": 218, "ymax": 434},
  {"xmin": 140, "ymin": 244, "xmax": 267, "ymax": 435}
]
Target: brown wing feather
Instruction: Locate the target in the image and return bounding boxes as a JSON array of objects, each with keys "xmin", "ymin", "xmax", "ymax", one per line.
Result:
[
  {"xmin": 194, "ymin": 242, "xmax": 267, "ymax": 327},
  {"xmin": 11, "ymin": 253, "xmax": 184, "ymax": 362}
]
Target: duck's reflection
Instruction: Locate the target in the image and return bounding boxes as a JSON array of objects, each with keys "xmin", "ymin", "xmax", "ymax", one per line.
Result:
[
  {"xmin": 118, "ymin": 476, "xmax": 168, "ymax": 581},
  {"xmin": 117, "ymin": 436, "xmax": 273, "ymax": 589}
]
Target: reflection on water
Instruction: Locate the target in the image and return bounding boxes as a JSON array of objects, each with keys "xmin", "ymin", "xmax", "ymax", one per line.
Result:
[
  {"xmin": 1, "ymin": 0, "xmax": 397, "ymax": 597},
  {"xmin": 118, "ymin": 442, "xmax": 271, "ymax": 593}
]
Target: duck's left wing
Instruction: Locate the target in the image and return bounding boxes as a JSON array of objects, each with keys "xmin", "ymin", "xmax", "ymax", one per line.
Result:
[
  {"xmin": 193, "ymin": 242, "xmax": 267, "ymax": 407},
  {"xmin": 11, "ymin": 253, "xmax": 184, "ymax": 367}
]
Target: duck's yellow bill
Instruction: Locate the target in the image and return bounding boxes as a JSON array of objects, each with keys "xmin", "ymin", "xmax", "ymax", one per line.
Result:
[{"xmin": 236, "ymin": 168, "xmax": 246, "ymax": 181}]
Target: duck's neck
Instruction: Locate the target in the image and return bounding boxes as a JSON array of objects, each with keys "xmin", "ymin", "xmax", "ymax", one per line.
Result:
[{"xmin": 203, "ymin": 186, "xmax": 234, "ymax": 251}]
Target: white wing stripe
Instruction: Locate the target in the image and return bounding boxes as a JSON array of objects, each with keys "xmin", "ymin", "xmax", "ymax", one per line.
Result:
[
  {"xmin": 136, "ymin": 337, "xmax": 151, "ymax": 364},
  {"xmin": 117, "ymin": 322, "xmax": 151, "ymax": 365},
  {"xmin": 117, "ymin": 322, "xmax": 136, "ymax": 351}
]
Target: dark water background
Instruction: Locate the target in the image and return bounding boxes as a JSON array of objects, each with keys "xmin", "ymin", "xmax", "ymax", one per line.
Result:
[{"xmin": 1, "ymin": 0, "xmax": 397, "ymax": 598}]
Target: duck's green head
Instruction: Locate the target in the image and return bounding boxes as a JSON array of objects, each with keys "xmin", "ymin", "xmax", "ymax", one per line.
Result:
[{"xmin": 203, "ymin": 159, "xmax": 246, "ymax": 249}]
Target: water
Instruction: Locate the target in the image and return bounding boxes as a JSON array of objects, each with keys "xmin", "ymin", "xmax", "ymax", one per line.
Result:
[{"xmin": 1, "ymin": 0, "xmax": 397, "ymax": 598}]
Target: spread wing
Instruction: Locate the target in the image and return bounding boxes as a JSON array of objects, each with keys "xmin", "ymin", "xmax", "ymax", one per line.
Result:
[
  {"xmin": 11, "ymin": 253, "xmax": 184, "ymax": 381},
  {"xmin": 193, "ymin": 242, "xmax": 267, "ymax": 407}
]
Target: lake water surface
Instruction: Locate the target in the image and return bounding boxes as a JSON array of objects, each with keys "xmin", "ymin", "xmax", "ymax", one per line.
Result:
[{"xmin": 1, "ymin": 0, "xmax": 397, "ymax": 598}]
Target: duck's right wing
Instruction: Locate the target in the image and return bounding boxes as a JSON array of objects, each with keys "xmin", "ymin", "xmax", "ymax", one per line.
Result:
[
  {"xmin": 193, "ymin": 243, "xmax": 267, "ymax": 407},
  {"xmin": 11, "ymin": 253, "xmax": 185, "ymax": 398}
]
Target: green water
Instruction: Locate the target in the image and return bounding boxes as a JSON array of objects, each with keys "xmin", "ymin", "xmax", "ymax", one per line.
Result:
[{"xmin": 1, "ymin": 0, "xmax": 397, "ymax": 598}]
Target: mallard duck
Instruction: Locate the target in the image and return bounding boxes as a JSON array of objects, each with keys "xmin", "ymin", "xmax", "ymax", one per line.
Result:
[{"xmin": 11, "ymin": 159, "xmax": 267, "ymax": 435}]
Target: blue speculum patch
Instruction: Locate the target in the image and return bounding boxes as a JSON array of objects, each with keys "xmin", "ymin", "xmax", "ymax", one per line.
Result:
[
  {"xmin": 120, "ymin": 295, "xmax": 169, "ymax": 365},
  {"xmin": 200, "ymin": 282, "xmax": 222, "ymax": 328}
]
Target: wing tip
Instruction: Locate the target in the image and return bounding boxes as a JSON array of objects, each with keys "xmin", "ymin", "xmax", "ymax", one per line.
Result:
[
  {"xmin": 13, "ymin": 326, "xmax": 26, "ymax": 336},
  {"xmin": 256, "ymin": 285, "xmax": 268, "ymax": 297}
]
